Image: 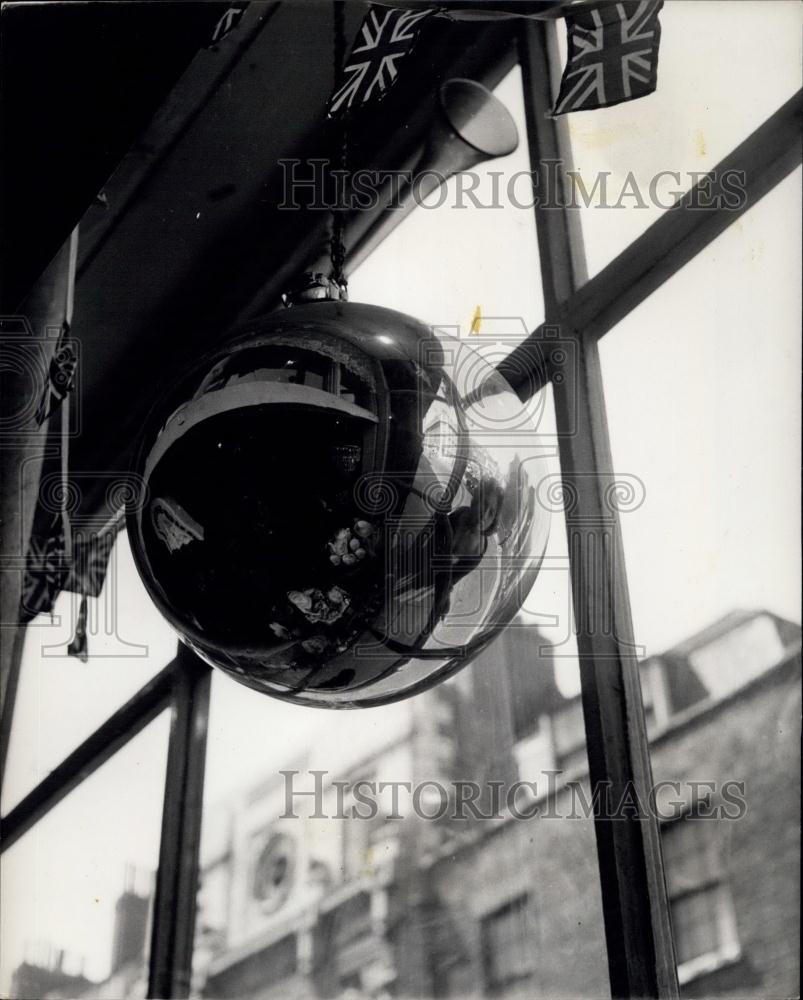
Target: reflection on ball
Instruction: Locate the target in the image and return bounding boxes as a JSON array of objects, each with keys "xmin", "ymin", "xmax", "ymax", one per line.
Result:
[{"xmin": 127, "ymin": 302, "xmax": 550, "ymax": 707}]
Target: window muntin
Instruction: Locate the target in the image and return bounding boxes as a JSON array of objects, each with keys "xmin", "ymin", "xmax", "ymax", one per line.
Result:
[
  {"xmin": 0, "ymin": 713, "xmax": 170, "ymax": 997},
  {"xmin": 2, "ymin": 531, "xmax": 178, "ymax": 814}
]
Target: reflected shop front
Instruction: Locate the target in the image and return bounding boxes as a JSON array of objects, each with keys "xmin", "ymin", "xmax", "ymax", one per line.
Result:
[{"xmin": 0, "ymin": 3, "xmax": 800, "ymax": 1000}]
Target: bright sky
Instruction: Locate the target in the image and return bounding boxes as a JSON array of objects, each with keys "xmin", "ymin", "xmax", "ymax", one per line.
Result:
[
  {"xmin": 2, "ymin": 3, "xmax": 801, "ymax": 992},
  {"xmin": 600, "ymin": 167, "xmax": 802, "ymax": 652}
]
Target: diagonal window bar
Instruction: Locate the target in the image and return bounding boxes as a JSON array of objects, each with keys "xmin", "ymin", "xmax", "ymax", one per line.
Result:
[
  {"xmin": 0, "ymin": 653, "xmax": 181, "ymax": 853},
  {"xmin": 566, "ymin": 90, "xmax": 802, "ymax": 343},
  {"xmin": 499, "ymin": 87, "xmax": 802, "ymax": 401}
]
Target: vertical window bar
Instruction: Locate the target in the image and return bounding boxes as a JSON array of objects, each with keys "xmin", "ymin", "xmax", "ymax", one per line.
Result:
[
  {"xmin": 148, "ymin": 645, "xmax": 212, "ymax": 999},
  {"xmin": 519, "ymin": 19, "xmax": 679, "ymax": 1000}
]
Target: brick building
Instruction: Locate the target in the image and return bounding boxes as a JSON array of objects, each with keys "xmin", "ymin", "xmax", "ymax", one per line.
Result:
[{"xmin": 187, "ymin": 609, "xmax": 800, "ymax": 1000}]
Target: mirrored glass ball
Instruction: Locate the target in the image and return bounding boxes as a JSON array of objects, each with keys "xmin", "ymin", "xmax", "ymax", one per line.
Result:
[{"xmin": 127, "ymin": 302, "xmax": 550, "ymax": 707}]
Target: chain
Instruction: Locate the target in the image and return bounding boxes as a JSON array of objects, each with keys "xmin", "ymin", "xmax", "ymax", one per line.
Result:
[{"xmin": 329, "ymin": 0, "xmax": 349, "ymax": 298}]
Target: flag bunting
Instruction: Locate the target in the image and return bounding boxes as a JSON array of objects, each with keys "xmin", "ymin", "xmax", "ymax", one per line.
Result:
[
  {"xmin": 207, "ymin": 3, "xmax": 248, "ymax": 47},
  {"xmin": 34, "ymin": 321, "xmax": 78, "ymax": 427},
  {"xmin": 327, "ymin": 6, "xmax": 435, "ymax": 118},
  {"xmin": 551, "ymin": 0, "xmax": 664, "ymax": 115}
]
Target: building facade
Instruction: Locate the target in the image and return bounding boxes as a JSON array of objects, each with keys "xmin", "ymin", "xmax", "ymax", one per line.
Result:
[
  {"xmin": 12, "ymin": 610, "xmax": 799, "ymax": 1000},
  {"xmin": 186, "ymin": 610, "xmax": 800, "ymax": 1000}
]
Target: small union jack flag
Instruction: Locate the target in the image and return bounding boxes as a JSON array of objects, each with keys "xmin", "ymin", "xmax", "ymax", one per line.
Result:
[
  {"xmin": 34, "ymin": 322, "xmax": 78, "ymax": 426},
  {"xmin": 207, "ymin": 3, "xmax": 247, "ymax": 47},
  {"xmin": 66, "ymin": 523, "xmax": 121, "ymax": 599},
  {"xmin": 328, "ymin": 6, "xmax": 434, "ymax": 118},
  {"xmin": 552, "ymin": 0, "xmax": 664, "ymax": 116},
  {"xmin": 64, "ymin": 522, "xmax": 122, "ymax": 661},
  {"xmin": 20, "ymin": 517, "xmax": 68, "ymax": 624}
]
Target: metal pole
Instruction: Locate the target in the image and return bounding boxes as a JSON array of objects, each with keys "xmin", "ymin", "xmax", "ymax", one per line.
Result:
[
  {"xmin": 147, "ymin": 645, "xmax": 212, "ymax": 999},
  {"xmin": 1, "ymin": 658, "xmax": 178, "ymax": 853},
  {"xmin": 519, "ymin": 19, "xmax": 679, "ymax": 999}
]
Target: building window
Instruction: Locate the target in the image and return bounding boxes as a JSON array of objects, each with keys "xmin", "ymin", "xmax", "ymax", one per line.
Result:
[
  {"xmin": 661, "ymin": 816, "xmax": 740, "ymax": 984},
  {"xmin": 250, "ymin": 832, "xmax": 297, "ymax": 914},
  {"xmin": 481, "ymin": 896, "xmax": 535, "ymax": 994}
]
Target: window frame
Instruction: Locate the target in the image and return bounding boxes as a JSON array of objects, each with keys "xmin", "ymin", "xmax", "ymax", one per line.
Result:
[
  {"xmin": 0, "ymin": 15, "xmax": 800, "ymax": 1000},
  {"xmin": 509, "ymin": 20, "xmax": 800, "ymax": 1000},
  {"xmin": 480, "ymin": 893, "xmax": 536, "ymax": 994},
  {"xmin": 660, "ymin": 813, "xmax": 741, "ymax": 986},
  {"xmin": 1, "ymin": 640, "xmax": 212, "ymax": 999}
]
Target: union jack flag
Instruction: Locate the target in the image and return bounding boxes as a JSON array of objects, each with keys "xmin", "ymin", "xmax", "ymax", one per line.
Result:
[
  {"xmin": 552, "ymin": 0, "xmax": 664, "ymax": 115},
  {"xmin": 34, "ymin": 321, "xmax": 78, "ymax": 426},
  {"xmin": 207, "ymin": 3, "xmax": 247, "ymax": 47},
  {"xmin": 20, "ymin": 516, "xmax": 68, "ymax": 624},
  {"xmin": 328, "ymin": 6, "xmax": 434, "ymax": 118},
  {"xmin": 20, "ymin": 519, "xmax": 121, "ymax": 625},
  {"xmin": 65, "ymin": 523, "xmax": 121, "ymax": 599},
  {"xmin": 65, "ymin": 524, "xmax": 118, "ymax": 661}
]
